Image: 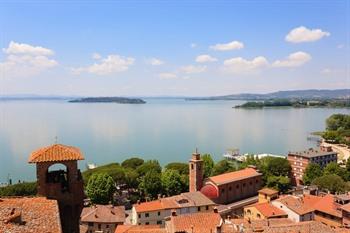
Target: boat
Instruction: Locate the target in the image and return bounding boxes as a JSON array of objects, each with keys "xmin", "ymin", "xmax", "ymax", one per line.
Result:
[{"xmin": 223, "ymin": 148, "xmax": 240, "ymax": 160}]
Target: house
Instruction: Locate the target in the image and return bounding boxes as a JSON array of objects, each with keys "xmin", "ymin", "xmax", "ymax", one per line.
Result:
[
  {"xmin": 131, "ymin": 191, "xmax": 216, "ymax": 225},
  {"xmin": 271, "ymin": 194, "xmax": 322, "ymax": 222},
  {"xmin": 164, "ymin": 209, "xmax": 222, "ymax": 233},
  {"xmin": 80, "ymin": 205, "xmax": 126, "ymax": 233},
  {"xmin": 0, "ymin": 197, "xmax": 62, "ymax": 233},
  {"xmin": 341, "ymin": 202, "xmax": 350, "ymax": 228},
  {"xmin": 244, "ymin": 202, "xmax": 287, "ymax": 221},
  {"xmin": 189, "ymin": 151, "xmax": 262, "ymax": 205},
  {"xmin": 115, "ymin": 225, "xmax": 167, "ymax": 233},
  {"xmin": 313, "ymin": 194, "xmax": 343, "ymax": 228},
  {"xmin": 258, "ymin": 188, "xmax": 279, "ymax": 203},
  {"xmin": 287, "ymin": 146, "xmax": 337, "ymax": 185}
]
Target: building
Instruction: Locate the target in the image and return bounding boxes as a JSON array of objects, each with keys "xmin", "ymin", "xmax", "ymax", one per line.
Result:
[
  {"xmin": 287, "ymin": 146, "xmax": 337, "ymax": 185},
  {"xmin": 131, "ymin": 191, "xmax": 216, "ymax": 225},
  {"xmin": 271, "ymin": 194, "xmax": 322, "ymax": 222},
  {"xmin": 258, "ymin": 188, "xmax": 279, "ymax": 203},
  {"xmin": 189, "ymin": 149, "xmax": 203, "ymax": 192},
  {"xmin": 115, "ymin": 225, "xmax": 167, "ymax": 233},
  {"xmin": 341, "ymin": 203, "xmax": 350, "ymax": 228},
  {"xmin": 200, "ymin": 167, "xmax": 263, "ymax": 204},
  {"xmin": 80, "ymin": 205, "xmax": 126, "ymax": 233},
  {"xmin": 313, "ymin": 194, "xmax": 343, "ymax": 228},
  {"xmin": 244, "ymin": 202, "xmax": 287, "ymax": 221},
  {"xmin": 0, "ymin": 197, "xmax": 62, "ymax": 233},
  {"xmin": 28, "ymin": 144, "xmax": 85, "ymax": 233}
]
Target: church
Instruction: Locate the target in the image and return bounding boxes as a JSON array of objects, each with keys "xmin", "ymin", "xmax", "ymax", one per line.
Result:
[{"xmin": 189, "ymin": 150, "xmax": 263, "ymax": 204}]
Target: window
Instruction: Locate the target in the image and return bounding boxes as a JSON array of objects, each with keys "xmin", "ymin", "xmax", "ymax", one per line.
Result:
[
  {"xmin": 256, "ymin": 179, "xmax": 259, "ymax": 183},
  {"xmin": 157, "ymin": 221, "xmax": 162, "ymax": 225},
  {"xmin": 222, "ymin": 188, "xmax": 225, "ymax": 193},
  {"xmin": 249, "ymin": 181, "xmax": 252, "ymax": 185},
  {"xmin": 88, "ymin": 222, "xmax": 93, "ymax": 227},
  {"xmin": 145, "ymin": 213, "xmax": 149, "ymax": 218},
  {"xmin": 106, "ymin": 225, "xmax": 109, "ymax": 228},
  {"xmin": 138, "ymin": 214, "xmax": 141, "ymax": 218},
  {"xmin": 243, "ymin": 183, "xmax": 246, "ymax": 187},
  {"xmin": 98, "ymin": 224, "xmax": 101, "ymax": 230},
  {"xmin": 145, "ymin": 222, "xmax": 149, "ymax": 225},
  {"xmin": 191, "ymin": 164, "xmax": 194, "ymax": 169},
  {"xmin": 229, "ymin": 186, "xmax": 232, "ymax": 191},
  {"xmin": 158, "ymin": 211, "xmax": 160, "ymax": 216},
  {"xmin": 257, "ymin": 213, "xmax": 261, "ymax": 219},
  {"xmin": 206, "ymin": 205, "xmax": 209, "ymax": 210},
  {"xmin": 198, "ymin": 207, "xmax": 201, "ymax": 211},
  {"xmin": 236, "ymin": 184, "xmax": 239, "ymax": 189}
]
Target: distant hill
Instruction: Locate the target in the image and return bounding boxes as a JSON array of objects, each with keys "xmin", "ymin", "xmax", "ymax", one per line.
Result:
[
  {"xmin": 69, "ymin": 97, "xmax": 146, "ymax": 104},
  {"xmin": 186, "ymin": 89, "xmax": 350, "ymax": 100}
]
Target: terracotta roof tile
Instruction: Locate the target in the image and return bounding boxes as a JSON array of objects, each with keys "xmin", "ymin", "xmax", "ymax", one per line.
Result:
[
  {"xmin": 275, "ymin": 194, "xmax": 322, "ymax": 215},
  {"xmin": 247, "ymin": 202, "xmax": 287, "ymax": 218},
  {"xmin": 168, "ymin": 212, "xmax": 222, "ymax": 233},
  {"xmin": 209, "ymin": 168, "xmax": 261, "ymax": 185},
  {"xmin": 115, "ymin": 225, "xmax": 166, "ymax": 233},
  {"xmin": 259, "ymin": 188, "xmax": 278, "ymax": 196},
  {"xmin": 28, "ymin": 144, "xmax": 84, "ymax": 163},
  {"xmin": 314, "ymin": 194, "xmax": 342, "ymax": 218},
  {"xmin": 0, "ymin": 197, "xmax": 62, "ymax": 233},
  {"xmin": 134, "ymin": 191, "xmax": 215, "ymax": 213},
  {"xmin": 81, "ymin": 205, "xmax": 125, "ymax": 223}
]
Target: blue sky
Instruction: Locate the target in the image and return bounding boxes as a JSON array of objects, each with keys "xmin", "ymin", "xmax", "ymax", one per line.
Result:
[{"xmin": 0, "ymin": 0, "xmax": 348, "ymax": 96}]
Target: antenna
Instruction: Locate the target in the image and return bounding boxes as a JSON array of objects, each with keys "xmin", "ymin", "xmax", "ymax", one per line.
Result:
[{"xmin": 195, "ymin": 147, "xmax": 198, "ymax": 154}]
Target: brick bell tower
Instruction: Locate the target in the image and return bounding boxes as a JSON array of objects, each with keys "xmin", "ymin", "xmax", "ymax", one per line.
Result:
[
  {"xmin": 189, "ymin": 148, "xmax": 203, "ymax": 192},
  {"xmin": 29, "ymin": 144, "xmax": 85, "ymax": 233}
]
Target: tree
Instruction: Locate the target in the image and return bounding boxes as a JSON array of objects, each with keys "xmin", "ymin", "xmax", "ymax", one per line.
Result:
[
  {"xmin": 121, "ymin": 157, "xmax": 144, "ymax": 169},
  {"xmin": 323, "ymin": 162, "xmax": 348, "ymax": 181},
  {"xmin": 212, "ymin": 160, "xmax": 236, "ymax": 176},
  {"xmin": 138, "ymin": 170, "xmax": 162, "ymax": 198},
  {"xmin": 124, "ymin": 168, "xmax": 140, "ymax": 188},
  {"xmin": 312, "ymin": 174, "xmax": 348, "ymax": 193},
  {"xmin": 161, "ymin": 169, "xmax": 183, "ymax": 196},
  {"xmin": 165, "ymin": 163, "xmax": 189, "ymax": 175},
  {"xmin": 86, "ymin": 173, "xmax": 116, "ymax": 204},
  {"xmin": 302, "ymin": 163, "xmax": 323, "ymax": 185},
  {"xmin": 0, "ymin": 182, "xmax": 37, "ymax": 196},
  {"xmin": 264, "ymin": 157, "xmax": 291, "ymax": 177},
  {"xmin": 136, "ymin": 160, "xmax": 162, "ymax": 176},
  {"xmin": 202, "ymin": 154, "xmax": 214, "ymax": 178},
  {"xmin": 326, "ymin": 114, "xmax": 350, "ymax": 131},
  {"xmin": 266, "ymin": 176, "xmax": 291, "ymax": 193}
]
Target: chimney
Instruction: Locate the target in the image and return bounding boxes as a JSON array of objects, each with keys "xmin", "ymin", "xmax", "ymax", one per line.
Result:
[
  {"xmin": 171, "ymin": 209, "xmax": 177, "ymax": 216},
  {"xmin": 214, "ymin": 207, "xmax": 218, "ymax": 213}
]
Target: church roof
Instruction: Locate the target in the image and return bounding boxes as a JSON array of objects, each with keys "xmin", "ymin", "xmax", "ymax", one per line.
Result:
[
  {"xmin": 209, "ymin": 168, "xmax": 261, "ymax": 185},
  {"xmin": 28, "ymin": 144, "xmax": 84, "ymax": 163}
]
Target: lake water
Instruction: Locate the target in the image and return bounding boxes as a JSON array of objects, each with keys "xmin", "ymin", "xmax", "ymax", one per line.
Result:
[{"xmin": 0, "ymin": 98, "xmax": 349, "ymax": 183}]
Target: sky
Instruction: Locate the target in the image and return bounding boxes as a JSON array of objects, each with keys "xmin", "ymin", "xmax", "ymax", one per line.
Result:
[{"xmin": 0, "ymin": 0, "xmax": 349, "ymax": 97}]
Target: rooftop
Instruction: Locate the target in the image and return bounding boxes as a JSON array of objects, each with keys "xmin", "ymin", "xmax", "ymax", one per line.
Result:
[
  {"xmin": 134, "ymin": 191, "xmax": 215, "ymax": 213},
  {"xmin": 289, "ymin": 148, "xmax": 337, "ymax": 158},
  {"xmin": 81, "ymin": 205, "xmax": 125, "ymax": 223},
  {"xmin": 314, "ymin": 194, "xmax": 342, "ymax": 218},
  {"xmin": 28, "ymin": 144, "xmax": 84, "ymax": 163},
  {"xmin": 246, "ymin": 202, "xmax": 287, "ymax": 218},
  {"xmin": 274, "ymin": 194, "xmax": 322, "ymax": 215},
  {"xmin": 166, "ymin": 211, "xmax": 222, "ymax": 233},
  {"xmin": 259, "ymin": 188, "xmax": 278, "ymax": 196},
  {"xmin": 0, "ymin": 197, "xmax": 62, "ymax": 233},
  {"xmin": 115, "ymin": 225, "xmax": 166, "ymax": 233},
  {"xmin": 208, "ymin": 168, "xmax": 262, "ymax": 185}
]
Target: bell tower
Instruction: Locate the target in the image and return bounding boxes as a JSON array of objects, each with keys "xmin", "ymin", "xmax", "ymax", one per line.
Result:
[
  {"xmin": 189, "ymin": 148, "xmax": 203, "ymax": 192},
  {"xmin": 29, "ymin": 144, "xmax": 85, "ymax": 233}
]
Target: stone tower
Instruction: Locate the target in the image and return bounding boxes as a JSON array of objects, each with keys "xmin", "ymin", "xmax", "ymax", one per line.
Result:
[
  {"xmin": 189, "ymin": 148, "xmax": 203, "ymax": 192},
  {"xmin": 29, "ymin": 144, "xmax": 85, "ymax": 233}
]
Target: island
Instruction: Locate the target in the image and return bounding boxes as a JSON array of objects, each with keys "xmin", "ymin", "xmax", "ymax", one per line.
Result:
[
  {"xmin": 68, "ymin": 97, "xmax": 146, "ymax": 104},
  {"xmin": 234, "ymin": 99, "xmax": 350, "ymax": 109}
]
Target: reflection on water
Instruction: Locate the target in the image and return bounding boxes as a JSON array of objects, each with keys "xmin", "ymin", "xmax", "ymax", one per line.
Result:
[{"xmin": 0, "ymin": 99, "xmax": 349, "ymax": 182}]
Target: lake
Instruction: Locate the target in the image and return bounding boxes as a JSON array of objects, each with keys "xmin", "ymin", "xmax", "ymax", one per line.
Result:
[{"xmin": 0, "ymin": 98, "xmax": 349, "ymax": 183}]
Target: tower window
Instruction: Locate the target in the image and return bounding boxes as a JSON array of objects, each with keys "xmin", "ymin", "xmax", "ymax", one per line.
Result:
[{"xmin": 191, "ymin": 164, "xmax": 194, "ymax": 169}]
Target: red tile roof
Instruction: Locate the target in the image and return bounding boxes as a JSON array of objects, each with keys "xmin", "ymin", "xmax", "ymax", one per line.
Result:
[
  {"xmin": 259, "ymin": 188, "xmax": 278, "ymax": 196},
  {"xmin": 28, "ymin": 144, "xmax": 84, "ymax": 163},
  {"xmin": 247, "ymin": 202, "xmax": 287, "ymax": 218},
  {"xmin": 314, "ymin": 194, "xmax": 342, "ymax": 218},
  {"xmin": 275, "ymin": 194, "xmax": 322, "ymax": 215},
  {"xmin": 134, "ymin": 192, "xmax": 215, "ymax": 213},
  {"xmin": 115, "ymin": 225, "xmax": 166, "ymax": 233},
  {"xmin": 209, "ymin": 168, "xmax": 261, "ymax": 185},
  {"xmin": 0, "ymin": 197, "xmax": 62, "ymax": 233},
  {"xmin": 81, "ymin": 205, "xmax": 125, "ymax": 223},
  {"xmin": 167, "ymin": 212, "xmax": 222, "ymax": 233}
]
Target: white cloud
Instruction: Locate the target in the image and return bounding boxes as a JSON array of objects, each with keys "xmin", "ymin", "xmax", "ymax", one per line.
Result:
[
  {"xmin": 190, "ymin": 43, "xmax": 197, "ymax": 48},
  {"xmin": 272, "ymin": 51, "xmax": 311, "ymax": 67},
  {"xmin": 210, "ymin": 40, "xmax": 244, "ymax": 51},
  {"xmin": 92, "ymin": 53, "xmax": 102, "ymax": 60},
  {"xmin": 146, "ymin": 58, "xmax": 164, "ymax": 66},
  {"xmin": 158, "ymin": 72, "xmax": 177, "ymax": 80},
  {"xmin": 3, "ymin": 41, "xmax": 54, "ymax": 56},
  {"xmin": 72, "ymin": 54, "xmax": 135, "ymax": 75},
  {"xmin": 223, "ymin": 56, "xmax": 268, "ymax": 74},
  {"xmin": 337, "ymin": 44, "xmax": 345, "ymax": 49},
  {"xmin": 195, "ymin": 54, "xmax": 217, "ymax": 63},
  {"xmin": 0, "ymin": 41, "xmax": 58, "ymax": 78},
  {"xmin": 180, "ymin": 65, "xmax": 207, "ymax": 74},
  {"xmin": 285, "ymin": 26, "xmax": 330, "ymax": 43}
]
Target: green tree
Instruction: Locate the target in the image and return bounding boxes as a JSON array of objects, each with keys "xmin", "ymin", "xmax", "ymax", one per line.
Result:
[
  {"xmin": 124, "ymin": 168, "xmax": 140, "ymax": 188},
  {"xmin": 264, "ymin": 157, "xmax": 291, "ymax": 177},
  {"xmin": 212, "ymin": 160, "xmax": 236, "ymax": 176},
  {"xmin": 312, "ymin": 174, "xmax": 348, "ymax": 193},
  {"xmin": 165, "ymin": 163, "xmax": 189, "ymax": 175},
  {"xmin": 266, "ymin": 176, "xmax": 291, "ymax": 193},
  {"xmin": 323, "ymin": 162, "xmax": 348, "ymax": 181},
  {"xmin": 302, "ymin": 163, "xmax": 323, "ymax": 185},
  {"xmin": 121, "ymin": 157, "xmax": 144, "ymax": 169},
  {"xmin": 161, "ymin": 169, "xmax": 183, "ymax": 196},
  {"xmin": 202, "ymin": 154, "xmax": 214, "ymax": 178},
  {"xmin": 0, "ymin": 182, "xmax": 37, "ymax": 196},
  {"xmin": 138, "ymin": 170, "xmax": 162, "ymax": 198},
  {"xmin": 136, "ymin": 160, "xmax": 162, "ymax": 176},
  {"xmin": 86, "ymin": 173, "xmax": 116, "ymax": 204},
  {"xmin": 326, "ymin": 114, "xmax": 350, "ymax": 131}
]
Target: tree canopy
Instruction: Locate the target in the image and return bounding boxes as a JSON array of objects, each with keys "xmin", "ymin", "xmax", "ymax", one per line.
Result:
[
  {"xmin": 138, "ymin": 170, "xmax": 162, "ymax": 198},
  {"xmin": 312, "ymin": 174, "xmax": 349, "ymax": 194},
  {"xmin": 202, "ymin": 154, "xmax": 214, "ymax": 178},
  {"xmin": 161, "ymin": 169, "xmax": 184, "ymax": 196},
  {"xmin": 121, "ymin": 157, "xmax": 144, "ymax": 169},
  {"xmin": 136, "ymin": 160, "xmax": 162, "ymax": 176},
  {"xmin": 86, "ymin": 173, "xmax": 116, "ymax": 204},
  {"xmin": 302, "ymin": 163, "xmax": 323, "ymax": 185},
  {"xmin": 165, "ymin": 162, "xmax": 189, "ymax": 175},
  {"xmin": 212, "ymin": 159, "xmax": 236, "ymax": 176},
  {"xmin": 0, "ymin": 182, "xmax": 37, "ymax": 197}
]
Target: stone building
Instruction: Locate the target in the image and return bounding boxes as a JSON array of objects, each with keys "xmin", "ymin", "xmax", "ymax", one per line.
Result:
[{"xmin": 28, "ymin": 144, "xmax": 85, "ymax": 233}]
